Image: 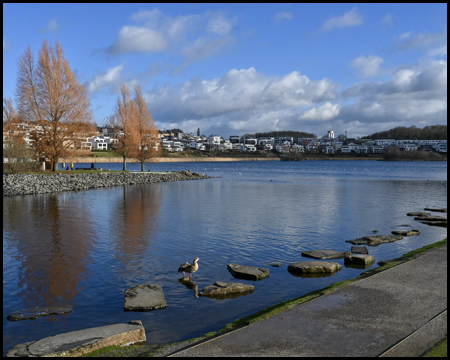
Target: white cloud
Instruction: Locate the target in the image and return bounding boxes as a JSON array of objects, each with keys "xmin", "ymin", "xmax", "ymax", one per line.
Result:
[
  {"xmin": 299, "ymin": 102, "xmax": 341, "ymax": 121},
  {"xmin": 38, "ymin": 19, "xmax": 59, "ymax": 33},
  {"xmin": 143, "ymin": 67, "xmax": 340, "ymax": 135},
  {"xmin": 274, "ymin": 12, "xmax": 293, "ymax": 23},
  {"xmin": 108, "ymin": 26, "xmax": 168, "ymax": 54},
  {"xmin": 428, "ymin": 44, "xmax": 447, "ymax": 57},
  {"xmin": 349, "ymin": 55, "xmax": 384, "ymax": 78},
  {"xmin": 107, "ymin": 9, "xmax": 236, "ymax": 65},
  {"xmin": 86, "ymin": 63, "xmax": 125, "ymax": 93},
  {"xmin": 395, "ymin": 31, "xmax": 447, "ymax": 50},
  {"xmin": 319, "ymin": 7, "xmax": 363, "ymax": 32}
]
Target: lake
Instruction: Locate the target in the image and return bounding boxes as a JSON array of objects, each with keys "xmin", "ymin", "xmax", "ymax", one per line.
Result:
[{"xmin": 3, "ymin": 160, "xmax": 447, "ymax": 355}]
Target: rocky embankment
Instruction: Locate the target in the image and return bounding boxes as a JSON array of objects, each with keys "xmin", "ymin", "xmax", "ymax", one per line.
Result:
[{"xmin": 3, "ymin": 171, "xmax": 214, "ymax": 196}]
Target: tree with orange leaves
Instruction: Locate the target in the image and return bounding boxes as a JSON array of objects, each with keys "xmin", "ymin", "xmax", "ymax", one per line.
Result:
[
  {"xmin": 133, "ymin": 86, "xmax": 160, "ymax": 172},
  {"xmin": 109, "ymin": 84, "xmax": 139, "ymax": 171},
  {"xmin": 15, "ymin": 40, "xmax": 94, "ymax": 171}
]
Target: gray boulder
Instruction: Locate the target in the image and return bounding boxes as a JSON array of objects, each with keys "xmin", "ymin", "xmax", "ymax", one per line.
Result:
[
  {"xmin": 6, "ymin": 320, "xmax": 145, "ymax": 357},
  {"xmin": 288, "ymin": 261, "xmax": 342, "ymax": 275},
  {"xmin": 199, "ymin": 281, "xmax": 254, "ymax": 299},
  {"xmin": 351, "ymin": 246, "xmax": 369, "ymax": 254},
  {"xmin": 391, "ymin": 229, "xmax": 420, "ymax": 236},
  {"xmin": 344, "ymin": 254, "xmax": 376, "ymax": 266},
  {"xmin": 124, "ymin": 284, "xmax": 167, "ymax": 311},
  {"xmin": 7, "ymin": 307, "xmax": 72, "ymax": 321},
  {"xmin": 346, "ymin": 234, "xmax": 404, "ymax": 246},
  {"xmin": 302, "ymin": 249, "xmax": 350, "ymax": 260},
  {"xmin": 420, "ymin": 220, "xmax": 447, "ymax": 227},
  {"xmin": 227, "ymin": 263, "xmax": 269, "ymax": 281}
]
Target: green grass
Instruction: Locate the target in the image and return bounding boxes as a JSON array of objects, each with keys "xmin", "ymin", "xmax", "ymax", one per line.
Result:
[{"xmin": 423, "ymin": 338, "xmax": 447, "ymax": 357}]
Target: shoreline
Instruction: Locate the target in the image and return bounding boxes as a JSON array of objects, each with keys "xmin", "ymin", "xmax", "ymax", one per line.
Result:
[
  {"xmin": 3, "ymin": 171, "xmax": 215, "ymax": 197},
  {"xmin": 84, "ymin": 238, "xmax": 447, "ymax": 357}
]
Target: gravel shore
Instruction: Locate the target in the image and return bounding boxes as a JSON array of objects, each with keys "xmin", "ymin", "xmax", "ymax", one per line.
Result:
[{"xmin": 3, "ymin": 171, "xmax": 214, "ymax": 197}]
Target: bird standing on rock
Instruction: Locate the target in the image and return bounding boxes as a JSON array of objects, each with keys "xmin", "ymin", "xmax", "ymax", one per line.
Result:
[{"xmin": 178, "ymin": 258, "xmax": 200, "ymax": 279}]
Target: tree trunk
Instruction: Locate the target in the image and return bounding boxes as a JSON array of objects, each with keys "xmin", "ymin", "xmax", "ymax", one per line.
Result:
[
  {"xmin": 123, "ymin": 155, "xmax": 126, "ymax": 171},
  {"xmin": 53, "ymin": 157, "xmax": 58, "ymax": 171},
  {"xmin": 141, "ymin": 160, "xmax": 145, "ymax": 172}
]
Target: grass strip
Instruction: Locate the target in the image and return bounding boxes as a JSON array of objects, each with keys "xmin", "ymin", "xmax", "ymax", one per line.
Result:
[{"xmin": 423, "ymin": 338, "xmax": 447, "ymax": 357}]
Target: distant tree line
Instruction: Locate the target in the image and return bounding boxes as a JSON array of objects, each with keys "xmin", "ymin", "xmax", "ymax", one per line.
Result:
[
  {"xmin": 363, "ymin": 125, "xmax": 447, "ymax": 140},
  {"xmin": 383, "ymin": 146, "xmax": 444, "ymax": 161},
  {"xmin": 254, "ymin": 130, "xmax": 317, "ymax": 143}
]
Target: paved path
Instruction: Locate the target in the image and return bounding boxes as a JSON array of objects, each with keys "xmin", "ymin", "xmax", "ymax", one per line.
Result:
[{"xmin": 169, "ymin": 244, "xmax": 447, "ymax": 357}]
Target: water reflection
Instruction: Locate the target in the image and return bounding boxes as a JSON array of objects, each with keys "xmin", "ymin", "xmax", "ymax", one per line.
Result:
[
  {"xmin": 178, "ymin": 278, "xmax": 199, "ymax": 298},
  {"xmin": 3, "ymin": 193, "xmax": 94, "ymax": 310}
]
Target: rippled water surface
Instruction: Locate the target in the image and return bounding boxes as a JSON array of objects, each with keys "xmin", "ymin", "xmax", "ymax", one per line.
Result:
[{"xmin": 3, "ymin": 160, "xmax": 447, "ymax": 355}]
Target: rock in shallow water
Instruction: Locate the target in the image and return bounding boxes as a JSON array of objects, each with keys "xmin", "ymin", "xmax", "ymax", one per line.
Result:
[
  {"xmin": 227, "ymin": 263, "xmax": 269, "ymax": 281},
  {"xmin": 302, "ymin": 249, "xmax": 350, "ymax": 260},
  {"xmin": 288, "ymin": 261, "xmax": 342, "ymax": 274},
  {"xmin": 7, "ymin": 307, "xmax": 73, "ymax": 321},
  {"xmin": 199, "ymin": 281, "xmax": 254, "ymax": 299},
  {"xmin": 124, "ymin": 284, "xmax": 167, "ymax": 311}
]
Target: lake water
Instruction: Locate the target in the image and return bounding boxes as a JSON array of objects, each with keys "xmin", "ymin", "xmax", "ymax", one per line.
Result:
[{"xmin": 3, "ymin": 160, "xmax": 447, "ymax": 355}]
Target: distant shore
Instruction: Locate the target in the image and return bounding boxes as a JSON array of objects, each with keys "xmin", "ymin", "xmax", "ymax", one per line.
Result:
[{"xmin": 58, "ymin": 157, "xmax": 280, "ymax": 163}]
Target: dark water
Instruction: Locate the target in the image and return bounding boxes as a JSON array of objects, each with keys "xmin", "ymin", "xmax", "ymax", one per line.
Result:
[{"xmin": 3, "ymin": 161, "xmax": 447, "ymax": 355}]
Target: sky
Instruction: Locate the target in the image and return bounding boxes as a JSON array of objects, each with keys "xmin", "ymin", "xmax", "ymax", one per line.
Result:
[{"xmin": 3, "ymin": 3, "xmax": 447, "ymax": 138}]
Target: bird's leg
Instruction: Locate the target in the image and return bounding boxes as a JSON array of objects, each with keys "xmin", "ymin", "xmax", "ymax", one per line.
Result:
[
  {"xmin": 190, "ymin": 273, "xmax": 193, "ymax": 279},
  {"xmin": 183, "ymin": 272, "xmax": 186, "ymax": 277}
]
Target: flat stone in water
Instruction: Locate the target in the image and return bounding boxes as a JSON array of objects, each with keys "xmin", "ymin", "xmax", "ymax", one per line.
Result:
[
  {"xmin": 7, "ymin": 307, "xmax": 73, "ymax": 321},
  {"xmin": 6, "ymin": 320, "xmax": 145, "ymax": 357},
  {"xmin": 199, "ymin": 281, "xmax": 254, "ymax": 299},
  {"xmin": 288, "ymin": 261, "xmax": 342, "ymax": 274},
  {"xmin": 414, "ymin": 216, "xmax": 447, "ymax": 221},
  {"xmin": 351, "ymin": 246, "xmax": 369, "ymax": 254},
  {"xmin": 227, "ymin": 263, "xmax": 269, "ymax": 281},
  {"xmin": 124, "ymin": 284, "xmax": 167, "ymax": 311},
  {"xmin": 423, "ymin": 207, "xmax": 447, "ymax": 213},
  {"xmin": 407, "ymin": 212, "xmax": 431, "ymax": 216},
  {"xmin": 302, "ymin": 249, "xmax": 351, "ymax": 260},
  {"xmin": 346, "ymin": 234, "xmax": 404, "ymax": 246},
  {"xmin": 344, "ymin": 254, "xmax": 376, "ymax": 266},
  {"xmin": 391, "ymin": 229, "xmax": 420, "ymax": 236}
]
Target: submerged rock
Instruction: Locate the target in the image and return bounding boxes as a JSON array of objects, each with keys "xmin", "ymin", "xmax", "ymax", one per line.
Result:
[
  {"xmin": 414, "ymin": 216, "xmax": 447, "ymax": 221},
  {"xmin": 391, "ymin": 229, "xmax": 420, "ymax": 236},
  {"xmin": 423, "ymin": 207, "xmax": 447, "ymax": 213},
  {"xmin": 351, "ymin": 246, "xmax": 369, "ymax": 254},
  {"xmin": 344, "ymin": 254, "xmax": 376, "ymax": 266},
  {"xmin": 302, "ymin": 249, "xmax": 350, "ymax": 260},
  {"xmin": 227, "ymin": 263, "xmax": 269, "ymax": 281},
  {"xmin": 199, "ymin": 281, "xmax": 254, "ymax": 299},
  {"xmin": 7, "ymin": 307, "xmax": 72, "ymax": 321},
  {"xmin": 407, "ymin": 212, "xmax": 431, "ymax": 216},
  {"xmin": 421, "ymin": 220, "xmax": 447, "ymax": 227},
  {"xmin": 124, "ymin": 284, "xmax": 167, "ymax": 311},
  {"xmin": 346, "ymin": 234, "xmax": 404, "ymax": 246},
  {"xmin": 6, "ymin": 320, "xmax": 145, "ymax": 357},
  {"xmin": 288, "ymin": 261, "xmax": 342, "ymax": 275}
]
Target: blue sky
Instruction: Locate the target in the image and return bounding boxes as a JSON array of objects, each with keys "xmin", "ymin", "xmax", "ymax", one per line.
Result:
[{"xmin": 3, "ymin": 3, "xmax": 447, "ymax": 138}]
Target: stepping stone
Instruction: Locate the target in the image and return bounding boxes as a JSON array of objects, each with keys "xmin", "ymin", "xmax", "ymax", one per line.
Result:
[
  {"xmin": 227, "ymin": 263, "xmax": 269, "ymax": 281},
  {"xmin": 268, "ymin": 262, "xmax": 282, "ymax": 267},
  {"xmin": 421, "ymin": 220, "xmax": 447, "ymax": 227},
  {"xmin": 351, "ymin": 246, "xmax": 369, "ymax": 254},
  {"xmin": 7, "ymin": 307, "xmax": 72, "ymax": 322},
  {"xmin": 391, "ymin": 229, "xmax": 420, "ymax": 236},
  {"xmin": 124, "ymin": 284, "xmax": 167, "ymax": 311},
  {"xmin": 407, "ymin": 212, "xmax": 431, "ymax": 216},
  {"xmin": 423, "ymin": 208, "xmax": 447, "ymax": 213},
  {"xmin": 199, "ymin": 281, "xmax": 254, "ymax": 299},
  {"xmin": 6, "ymin": 320, "xmax": 145, "ymax": 357},
  {"xmin": 288, "ymin": 261, "xmax": 342, "ymax": 275},
  {"xmin": 302, "ymin": 249, "xmax": 350, "ymax": 260},
  {"xmin": 346, "ymin": 234, "xmax": 403, "ymax": 246},
  {"xmin": 414, "ymin": 216, "xmax": 447, "ymax": 221},
  {"xmin": 344, "ymin": 254, "xmax": 376, "ymax": 266}
]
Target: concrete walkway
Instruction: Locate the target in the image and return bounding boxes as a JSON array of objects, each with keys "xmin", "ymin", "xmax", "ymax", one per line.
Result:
[{"xmin": 168, "ymin": 244, "xmax": 447, "ymax": 357}]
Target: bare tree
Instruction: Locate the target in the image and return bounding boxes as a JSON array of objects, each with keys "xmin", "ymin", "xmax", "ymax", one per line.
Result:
[
  {"xmin": 132, "ymin": 86, "xmax": 161, "ymax": 171},
  {"xmin": 109, "ymin": 84, "xmax": 139, "ymax": 171},
  {"xmin": 16, "ymin": 40, "xmax": 94, "ymax": 171}
]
